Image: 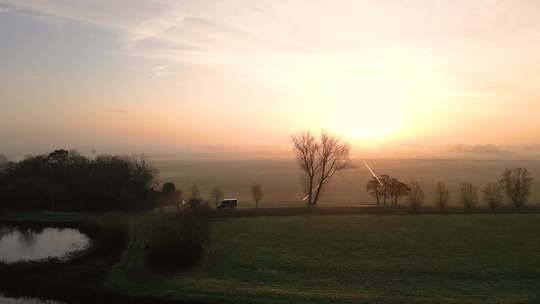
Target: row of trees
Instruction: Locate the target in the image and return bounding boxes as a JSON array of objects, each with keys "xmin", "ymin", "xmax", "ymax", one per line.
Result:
[
  {"xmin": 161, "ymin": 182, "xmax": 265, "ymax": 208},
  {"xmin": 366, "ymin": 175, "xmax": 410, "ymax": 206},
  {"xmin": 366, "ymin": 168, "xmax": 534, "ymax": 211},
  {"xmin": 290, "ymin": 131, "xmax": 536, "ymax": 209},
  {"xmin": 0, "ymin": 150, "xmax": 159, "ymax": 212}
]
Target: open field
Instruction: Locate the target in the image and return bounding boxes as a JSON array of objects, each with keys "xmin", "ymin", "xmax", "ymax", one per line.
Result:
[
  {"xmin": 108, "ymin": 213, "xmax": 540, "ymax": 304},
  {"xmin": 152, "ymin": 158, "xmax": 540, "ymax": 207}
]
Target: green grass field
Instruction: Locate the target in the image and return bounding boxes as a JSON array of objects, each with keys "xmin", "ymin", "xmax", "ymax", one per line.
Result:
[
  {"xmin": 108, "ymin": 214, "xmax": 540, "ymax": 303},
  {"xmin": 153, "ymin": 158, "xmax": 540, "ymax": 207}
]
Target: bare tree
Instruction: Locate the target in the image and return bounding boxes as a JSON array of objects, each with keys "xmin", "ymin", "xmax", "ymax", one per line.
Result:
[
  {"xmin": 434, "ymin": 182, "xmax": 450, "ymax": 213},
  {"xmin": 499, "ymin": 168, "xmax": 533, "ymax": 208},
  {"xmin": 378, "ymin": 175, "xmax": 392, "ymax": 206},
  {"xmin": 484, "ymin": 182, "xmax": 503, "ymax": 211},
  {"xmin": 250, "ymin": 183, "xmax": 264, "ymax": 209},
  {"xmin": 292, "ymin": 131, "xmax": 350, "ymax": 205},
  {"xmin": 388, "ymin": 177, "xmax": 409, "ymax": 206},
  {"xmin": 189, "ymin": 183, "xmax": 200, "ymax": 200},
  {"xmin": 311, "ymin": 131, "xmax": 350, "ymax": 205},
  {"xmin": 366, "ymin": 177, "xmax": 382, "ymax": 205},
  {"xmin": 291, "ymin": 131, "xmax": 320, "ymax": 205},
  {"xmin": 460, "ymin": 182, "xmax": 478, "ymax": 210},
  {"xmin": 131, "ymin": 153, "xmax": 158, "ymax": 189},
  {"xmin": 210, "ymin": 186, "xmax": 224, "ymax": 205},
  {"xmin": 407, "ymin": 181, "xmax": 424, "ymax": 212}
]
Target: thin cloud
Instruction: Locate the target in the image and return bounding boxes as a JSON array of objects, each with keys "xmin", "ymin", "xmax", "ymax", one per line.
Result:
[
  {"xmin": 102, "ymin": 108, "xmax": 128, "ymax": 113},
  {"xmin": 0, "ymin": 6, "xmax": 12, "ymax": 13}
]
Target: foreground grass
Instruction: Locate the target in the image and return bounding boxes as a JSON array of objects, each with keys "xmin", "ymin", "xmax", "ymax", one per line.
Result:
[{"xmin": 107, "ymin": 214, "xmax": 540, "ymax": 303}]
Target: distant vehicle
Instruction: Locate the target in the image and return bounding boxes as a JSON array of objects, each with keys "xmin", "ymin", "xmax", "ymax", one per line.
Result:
[{"xmin": 217, "ymin": 198, "xmax": 238, "ymax": 209}]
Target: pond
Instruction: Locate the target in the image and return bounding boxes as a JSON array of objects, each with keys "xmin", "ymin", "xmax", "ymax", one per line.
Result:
[
  {"xmin": 0, "ymin": 295, "xmax": 64, "ymax": 304},
  {"xmin": 0, "ymin": 226, "xmax": 90, "ymax": 263}
]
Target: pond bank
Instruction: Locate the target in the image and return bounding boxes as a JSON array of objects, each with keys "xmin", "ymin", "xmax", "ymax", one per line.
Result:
[{"xmin": 0, "ymin": 211, "xmax": 203, "ymax": 304}]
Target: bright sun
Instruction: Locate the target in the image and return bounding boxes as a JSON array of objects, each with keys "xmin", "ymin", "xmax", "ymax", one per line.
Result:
[{"xmin": 325, "ymin": 75, "xmax": 407, "ymax": 144}]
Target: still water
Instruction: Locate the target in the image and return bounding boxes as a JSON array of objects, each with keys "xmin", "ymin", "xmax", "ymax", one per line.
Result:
[
  {"xmin": 0, "ymin": 295, "xmax": 64, "ymax": 304},
  {"xmin": 0, "ymin": 226, "xmax": 90, "ymax": 263}
]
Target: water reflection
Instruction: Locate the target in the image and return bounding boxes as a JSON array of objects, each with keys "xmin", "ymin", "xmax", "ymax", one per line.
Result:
[
  {"xmin": 0, "ymin": 295, "xmax": 64, "ymax": 304},
  {"xmin": 0, "ymin": 227, "xmax": 90, "ymax": 263}
]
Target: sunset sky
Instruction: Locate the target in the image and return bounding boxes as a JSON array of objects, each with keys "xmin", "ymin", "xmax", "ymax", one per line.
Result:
[{"xmin": 1, "ymin": 0, "xmax": 540, "ymax": 155}]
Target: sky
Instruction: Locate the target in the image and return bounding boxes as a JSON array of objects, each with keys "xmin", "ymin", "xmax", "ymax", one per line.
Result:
[{"xmin": 1, "ymin": 0, "xmax": 540, "ymax": 156}]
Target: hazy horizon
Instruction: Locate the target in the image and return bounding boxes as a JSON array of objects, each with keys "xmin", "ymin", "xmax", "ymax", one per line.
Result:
[{"xmin": 2, "ymin": 1, "xmax": 540, "ymax": 155}]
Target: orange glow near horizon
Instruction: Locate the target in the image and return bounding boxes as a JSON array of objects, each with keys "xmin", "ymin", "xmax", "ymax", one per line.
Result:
[{"xmin": 2, "ymin": 1, "xmax": 540, "ymax": 155}]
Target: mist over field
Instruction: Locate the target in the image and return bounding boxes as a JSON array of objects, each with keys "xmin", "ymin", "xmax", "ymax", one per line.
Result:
[{"xmin": 152, "ymin": 157, "xmax": 540, "ymax": 207}]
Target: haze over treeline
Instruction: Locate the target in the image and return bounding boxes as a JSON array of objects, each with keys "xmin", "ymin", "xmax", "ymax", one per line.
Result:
[{"xmin": 4, "ymin": 143, "xmax": 540, "ymax": 162}]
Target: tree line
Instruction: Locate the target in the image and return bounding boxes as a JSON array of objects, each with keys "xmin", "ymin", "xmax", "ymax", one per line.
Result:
[
  {"xmin": 365, "ymin": 168, "xmax": 534, "ymax": 212},
  {"xmin": 290, "ymin": 130, "xmax": 535, "ymax": 211},
  {"xmin": 161, "ymin": 182, "xmax": 264, "ymax": 209},
  {"xmin": 0, "ymin": 149, "xmax": 160, "ymax": 212}
]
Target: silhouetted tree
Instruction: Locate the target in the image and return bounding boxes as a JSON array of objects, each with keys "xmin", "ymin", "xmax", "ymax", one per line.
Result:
[
  {"xmin": 434, "ymin": 182, "xmax": 450, "ymax": 213},
  {"xmin": 484, "ymin": 182, "xmax": 503, "ymax": 211},
  {"xmin": 250, "ymin": 183, "xmax": 264, "ymax": 209},
  {"xmin": 0, "ymin": 150, "xmax": 159, "ymax": 212},
  {"xmin": 460, "ymin": 182, "xmax": 478, "ymax": 210},
  {"xmin": 162, "ymin": 182, "xmax": 178, "ymax": 204},
  {"xmin": 291, "ymin": 131, "xmax": 349, "ymax": 206},
  {"xmin": 499, "ymin": 168, "xmax": 533, "ymax": 208},
  {"xmin": 407, "ymin": 181, "xmax": 424, "ymax": 212},
  {"xmin": 291, "ymin": 131, "xmax": 320, "ymax": 205},
  {"xmin": 210, "ymin": 186, "xmax": 224, "ymax": 205},
  {"xmin": 162, "ymin": 182, "xmax": 177, "ymax": 195},
  {"xmin": 46, "ymin": 149, "xmax": 69, "ymax": 164},
  {"xmin": 131, "ymin": 153, "xmax": 158, "ymax": 190},
  {"xmin": 378, "ymin": 175, "xmax": 392, "ymax": 206},
  {"xmin": 311, "ymin": 131, "xmax": 350, "ymax": 206},
  {"xmin": 366, "ymin": 178, "xmax": 383, "ymax": 205},
  {"xmin": 388, "ymin": 177, "xmax": 409, "ymax": 205},
  {"xmin": 189, "ymin": 183, "xmax": 200, "ymax": 200}
]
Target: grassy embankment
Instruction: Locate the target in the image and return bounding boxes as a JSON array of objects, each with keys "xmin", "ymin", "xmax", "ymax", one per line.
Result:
[{"xmin": 107, "ymin": 213, "xmax": 540, "ymax": 304}]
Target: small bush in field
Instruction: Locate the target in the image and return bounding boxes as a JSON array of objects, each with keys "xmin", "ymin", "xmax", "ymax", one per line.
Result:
[
  {"xmin": 407, "ymin": 181, "xmax": 424, "ymax": 213},
  {"xmin": 434, "ymin": 182, "xmax": 450, "ymax": 213},
  {"xmin": 460, "ymin": 182, "xmax": 478, "ymax": 211},
  {"xmin": 146, "ymin": 204, "xmax": 211, "ymax": 271},
  {"xmin": 484, "ymin": 182, "xmax": 503, "ymax": 211}
]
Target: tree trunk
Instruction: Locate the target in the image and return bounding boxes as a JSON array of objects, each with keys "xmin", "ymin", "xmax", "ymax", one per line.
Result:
[
  {"xmin": 312, "ymin": 180, "xmax": 323, "ymax": 205},
  {"xmin": 307, "ymin": 179, "xmax": 313, "ymax": 205}
]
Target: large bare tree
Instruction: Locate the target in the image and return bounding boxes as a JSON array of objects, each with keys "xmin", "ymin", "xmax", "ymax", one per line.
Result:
[
  {"xmin": 292, "ymin": 131, "xmax": 320, "ymax": 205},
  {"xmin": 292, "ymin": 131, "xmax": 350, "ymax": 205}
]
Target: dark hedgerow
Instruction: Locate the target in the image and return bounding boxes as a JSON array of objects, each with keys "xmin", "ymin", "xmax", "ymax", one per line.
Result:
[{"xmin": 145, "ymin": 200, "xmax": 211, "ymax": 271}]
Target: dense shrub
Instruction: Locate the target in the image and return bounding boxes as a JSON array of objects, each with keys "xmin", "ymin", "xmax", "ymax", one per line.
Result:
[
  {"xmin": 145, "ymin": 203, "xmax": 211, "ymax": 271},
  {"xmin": 81, "ymin": 215, "xmax": 129, "ymax": 256}
]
